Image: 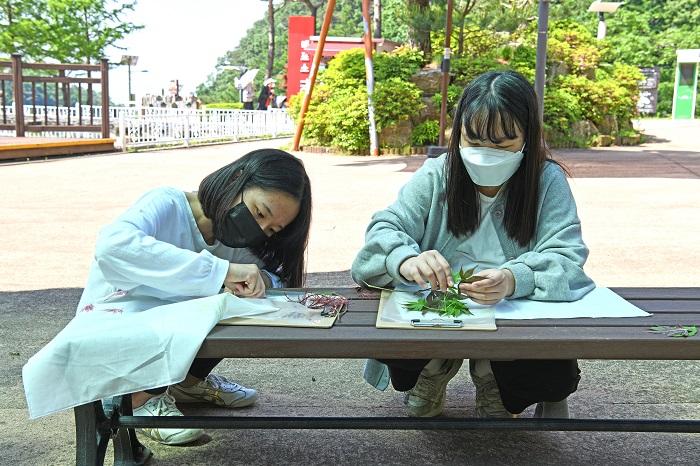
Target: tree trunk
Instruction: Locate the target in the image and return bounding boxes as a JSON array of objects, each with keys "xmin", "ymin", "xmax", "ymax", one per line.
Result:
[
  {"xmin": 457, "ymin": 12, "xmax": 466, "ymax": 57},
  {"xmin": 373, "ymin": 0, "xmax": 381, "ymax": 39},
  {"xmin": 267, "ymin": 0, "xmax": 275, "ymax": 79},
  {"xmin": 408, "ymin": 0, "xmax": 431, "ymax": 62},
  {"xmin": 456, "ymin": 1, "xmax": 477, "ymax": 58},
  {"xmin": 311, "ymin": 5, "xmax": 318, "ymax": 35},
  {"xmin": 301, "ymin": 1, "xmax": 320, "ymax": 36}
]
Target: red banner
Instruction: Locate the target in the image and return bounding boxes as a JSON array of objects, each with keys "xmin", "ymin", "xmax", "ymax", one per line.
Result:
[{"xmin": 287, "ymin": 16, "xmax": 315, "ymax": 100}]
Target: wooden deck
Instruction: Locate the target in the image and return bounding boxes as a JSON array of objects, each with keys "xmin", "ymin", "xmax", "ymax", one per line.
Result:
[{"xmin": 0, "ymin": 136, "xmax": 116, "ymax": 161}]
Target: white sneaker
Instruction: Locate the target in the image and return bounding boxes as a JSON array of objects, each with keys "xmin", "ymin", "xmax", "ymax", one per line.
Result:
[
  {"xmin": 170, "ymin": 374, "xmax": 258, "ymax": 408},
  {"xmin": 132, "ymin": 392, "xmax": 203, "ymax": 445}
]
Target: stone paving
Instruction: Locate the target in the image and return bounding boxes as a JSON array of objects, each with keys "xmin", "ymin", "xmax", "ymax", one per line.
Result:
[{"xmin": 0, "ymin": 118, "xmax": 699, "ymax": 465}]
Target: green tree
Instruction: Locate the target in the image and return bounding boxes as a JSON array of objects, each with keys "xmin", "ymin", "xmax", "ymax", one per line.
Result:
[
  {"xmin": 0, "ymin": 0, "xmax": 49, "ymax": 58},
  {"xmin": 1, "ymin": 0, "xmax": 141, "ymax": 63}
]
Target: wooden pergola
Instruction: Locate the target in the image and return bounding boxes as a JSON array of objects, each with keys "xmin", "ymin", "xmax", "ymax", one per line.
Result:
[{"xmin": 293, "ymin": 0, "xmax": 552, "ymax": 154}]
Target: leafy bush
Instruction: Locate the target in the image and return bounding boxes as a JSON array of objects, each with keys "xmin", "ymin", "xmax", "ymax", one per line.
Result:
[
  {"xmin": 451, "ymin": 55, "xmax": 507, "ymax": 86},
  {"xmin": 431, "ymin": 25, "xmax": 507, "ymax": 62},
  {"xmin": 543, "ymin": 86, "xmax": 583, "ymax": 134},
  {"xmin": 411, "ymin": 120, "xmax": 440, "ymax": 146},
  {"xmin": 375, "ymin": 45, "xmax": 424, "ymax": 81},
  {"xmin": 292, "ymin": 47, "xmax": 424, "ymax": 153},
  {"xmin": 204, "ymin": 102, "xmax": 244, "ymax": 109},
  {"xmin": 432, "ymin": 84, "xmax": 463, "ymax": 117}
]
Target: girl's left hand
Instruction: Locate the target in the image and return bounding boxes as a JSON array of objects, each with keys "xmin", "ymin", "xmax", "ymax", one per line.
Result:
[{"xmin": 459, "ymin": 268, "xmax": 515, "ymax": 305}]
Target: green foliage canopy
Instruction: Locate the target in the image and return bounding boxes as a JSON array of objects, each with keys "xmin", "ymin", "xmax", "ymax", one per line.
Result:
[
  {"xmin": 289, "ymin": 47, "xmax": 424, "ymax": 153},
  {"xmin": 0, "ymin": 0, "xmax": 142, "ymax": 63}
]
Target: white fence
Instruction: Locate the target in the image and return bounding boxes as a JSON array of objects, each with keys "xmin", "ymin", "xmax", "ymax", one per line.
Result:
[
  {"xmin": 117, "ymin": 109, "xmax": 295, "ymax": 149},
  {"xmin": 1, "ymin": 105, "xmax": 296, "ymax": 149}
]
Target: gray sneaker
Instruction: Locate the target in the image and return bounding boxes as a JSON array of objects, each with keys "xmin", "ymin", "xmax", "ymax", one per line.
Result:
[
  {"xmin": 469, "ymin": 360, "xmax": 514, "ymax": 418},
  {"xmin": 170, "ymin": 374, "xmax": 258, "ymax": 408},
  {"xmin": 132, "ymin": 392, "xmax": 203, "ymax": 445},
  {"xmin": 404, "ymin": 359, "xmax": 463, "ymax": 417}
]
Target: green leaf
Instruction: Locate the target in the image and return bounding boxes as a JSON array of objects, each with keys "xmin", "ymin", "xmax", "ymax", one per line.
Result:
[{"xmin": 404, "ymin": 298, "xmax": 428, "ymax": 313}]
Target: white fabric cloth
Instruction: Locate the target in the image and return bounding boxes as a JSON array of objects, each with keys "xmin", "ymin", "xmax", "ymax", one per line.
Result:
[
  {"xmin": 23, "ymin": 294, "xmax": 277, "ymax": 419},
  {"xmin": 23, "ymin": 187, "xmax": 282, "ymax": 418},
  {"xmin": 453, "ymin": 191, "xmax": 507, "ymax": 272}
]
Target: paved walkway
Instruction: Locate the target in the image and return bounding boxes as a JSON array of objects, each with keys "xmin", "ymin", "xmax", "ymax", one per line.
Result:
[{"xmin": 1, "ymin": 119, "xmax": 699, "ymax": 465}]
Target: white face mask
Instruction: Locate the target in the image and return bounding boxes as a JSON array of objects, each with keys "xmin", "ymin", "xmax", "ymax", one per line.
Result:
[{"xmin": 459, "ymin": 145, "xmax": 525, "ymax": 187}]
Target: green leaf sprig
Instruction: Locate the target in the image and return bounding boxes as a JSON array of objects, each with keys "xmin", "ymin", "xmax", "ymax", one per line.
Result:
[
  {"xmin": 362, "ymin": 267, "xmax": 486, "ymax": 318},
  {"xmin": 648, "ymin": 325, "xmax": 698, "ymax": 338},
  {"xmin": 405, "ymin": 267, "xmax": 485, "ymax": 318}
]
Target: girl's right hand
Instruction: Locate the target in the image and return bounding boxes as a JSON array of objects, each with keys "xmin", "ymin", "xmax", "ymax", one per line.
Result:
[
  {"xmin": 399, "ymin": 250, "xmax": 453, "ymax": 291},
  {"xmin": 225, "ymin": 263, "xmax": 266, "ymax": 298}
]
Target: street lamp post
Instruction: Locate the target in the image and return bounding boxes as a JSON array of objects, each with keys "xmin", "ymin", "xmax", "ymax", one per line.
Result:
[
  {"xmin": 120, "ymin": 55, "xmax": 139, "ymax": 105},
  {"xmin": 588, "ymin": 1, "xmax": 623, "ymax": 40}
]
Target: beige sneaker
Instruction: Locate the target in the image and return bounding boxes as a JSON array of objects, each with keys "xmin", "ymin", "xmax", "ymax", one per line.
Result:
[
  {"xmin": 132, "ymin": 392, "xmax": 203, "ymax": 445},
  {"xmin": 469, "ymin": 360, "xmax": 515, "ymax": 418},
  {"xmin": 170, "ymin": 374, "xmax": 258, "ymax": 408},
  {"xmin": 404, "ymin": 359, "xmax": 463, "ymax": 417}
]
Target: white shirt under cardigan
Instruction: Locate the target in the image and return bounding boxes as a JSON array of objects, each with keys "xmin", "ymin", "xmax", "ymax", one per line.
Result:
[
  {"xmin": 455, "ymin": 190, "xmax": 507, "ymax": 272},
  {"xmin": 77, "ymin": 186, "xmax": 282, "ymax": 315}
]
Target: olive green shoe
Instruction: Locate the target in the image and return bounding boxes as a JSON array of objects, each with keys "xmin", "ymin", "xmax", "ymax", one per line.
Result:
[
  {"xmin": 404, "ymin": 359, "xmax": 463, "ymax": 417},
  {"xmin": 469, "ymin": 360, "xmax": 515, "ymax": 418}
]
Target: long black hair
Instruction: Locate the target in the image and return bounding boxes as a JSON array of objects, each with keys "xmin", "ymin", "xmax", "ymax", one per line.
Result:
[
  {"xmin": 198, "ymin": 148, "xmax": 312, "ymax": 287},
  {"xmin": 445, "ymin": 70, "xmax": 565, "ymax": 246}
]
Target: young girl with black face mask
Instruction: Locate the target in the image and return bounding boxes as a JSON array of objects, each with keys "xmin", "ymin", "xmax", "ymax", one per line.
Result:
[
  {"xmin": 352, "ymin": 70, "xmax": 594, "ymax": 420},
  {"xmin": 74, "ymin": 148, "xmax": 311, "ymax": 445}
]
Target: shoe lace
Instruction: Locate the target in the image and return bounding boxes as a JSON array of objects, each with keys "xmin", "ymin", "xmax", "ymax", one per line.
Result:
[
  {"xmin": 206, "ymin": 374, "xmax": 241, "ymax": 392},
  {"xmin": 411, "ymin": 373, "xmax": 440, "ymax": 401},
  {"xmin": 153, "ymin": 393, "xmax": 181, "ymax": 417},
  {"xmin": 472, "ymin": 372, "xmax": 509, "ymax": 416}
]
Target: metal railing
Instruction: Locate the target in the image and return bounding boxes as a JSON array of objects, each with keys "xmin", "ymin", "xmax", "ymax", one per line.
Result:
[
  {"xmin": 116, "ymin": 108, "xmax": 295, "ymax": 148},
  {"xmin": 0, "ymin": 105, "xmax": 295, "ymax": 148},
  {"xmin": 0, "ymin": 54, "xmax": 109, "ymax": 137}
]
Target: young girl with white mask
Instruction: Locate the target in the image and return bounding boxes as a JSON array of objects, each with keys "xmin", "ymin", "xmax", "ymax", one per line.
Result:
[{"xmin": 352, "ymin": 70, "xmax": 594, "ymax": 419}]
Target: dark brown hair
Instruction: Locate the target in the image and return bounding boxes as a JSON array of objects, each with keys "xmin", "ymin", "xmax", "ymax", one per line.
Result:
[
  {"xmin": 445, "ymin": 70, "xmax": 566, "ymax": 246},
  {"xmin": 198, "ymin": 149, "xmax": 311, "ymax": 287}
]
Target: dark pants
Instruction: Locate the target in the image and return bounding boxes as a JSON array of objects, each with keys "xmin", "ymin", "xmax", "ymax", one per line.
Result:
[
  {"xmin": 144, "ymin": 358, "xmax": 223, "ymax": 395},
  {"xmin": 379, "ymin": 358, "xmax": 580, "ymax": 414},
  {"xmin": 243, "ymin": 101, "xmax": 254, "ymax": 110}
]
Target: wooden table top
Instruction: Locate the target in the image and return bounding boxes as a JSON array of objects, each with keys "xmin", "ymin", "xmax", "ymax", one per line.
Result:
[{"xmin": 197, "ymin": 287, "xmax": 700, "ymax": 360}]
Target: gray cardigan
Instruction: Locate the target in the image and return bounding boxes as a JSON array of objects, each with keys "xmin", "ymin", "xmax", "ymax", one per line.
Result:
[
  {"xmin": 351, "ymin": 154, "xmax": 594, "ymax": 301},
  {"xmin": 352, "ymin": 155, "xmax": 595, "ymax": 390}
]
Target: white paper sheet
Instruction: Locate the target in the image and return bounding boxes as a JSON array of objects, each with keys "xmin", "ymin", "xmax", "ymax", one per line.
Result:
[
  {"xmin": 492, "ymin": 287, "xmax": 651, "ymax": 320},
  {"xmin": 389, "ymin": 286, "xmax": 650, "ymax": 321},
  {"xmin": 380, "ymin": 289, "xmax": 496, "ymax": 329},
  {"xmin": 221, "ymin": 292, "xmax": 336, "ymax": 327}
]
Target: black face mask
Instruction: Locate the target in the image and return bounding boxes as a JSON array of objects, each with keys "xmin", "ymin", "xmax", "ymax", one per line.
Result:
[{"xmin": 215, "ymin": 201, "xmax": 267, "ymax": 248}]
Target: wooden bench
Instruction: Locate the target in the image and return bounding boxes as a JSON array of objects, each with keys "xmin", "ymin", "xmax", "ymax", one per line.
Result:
[{"xmin": 73, "ymin": 287, "xmax": 700, "ymax": 465}]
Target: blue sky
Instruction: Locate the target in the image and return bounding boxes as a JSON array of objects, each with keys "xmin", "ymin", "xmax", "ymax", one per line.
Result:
[{"xmin": 106, "ymin": 0, "xmax": 269, "ymax": 104}]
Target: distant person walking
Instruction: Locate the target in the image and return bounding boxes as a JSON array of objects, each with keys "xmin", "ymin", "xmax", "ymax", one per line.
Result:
[
  {"xmin": 242, "ymin": 82, "xmax": 255, "ymax": 110},
  {"xmin": 257, "ymin": 78, "xmax": 275, "ymax": 110}
]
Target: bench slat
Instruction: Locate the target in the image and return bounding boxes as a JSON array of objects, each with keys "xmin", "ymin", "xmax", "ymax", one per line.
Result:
[
  {"xmin": 611, "ymin": 287, "xmax": 700, "ymax": 300},
  {"xmin": 344, "ymin": 297, "xmax": 700, "ymax": 313},
  {"xmin": 334, "ymin": 312, "xmax": 700, "ymax": 328},
  {"xmin": 199, "ymin": 325, "xmax": 700, "ymax": 360},
  {"xmin": 299, "ymin": 287, "xmax": 700, "ymax": 301}
]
